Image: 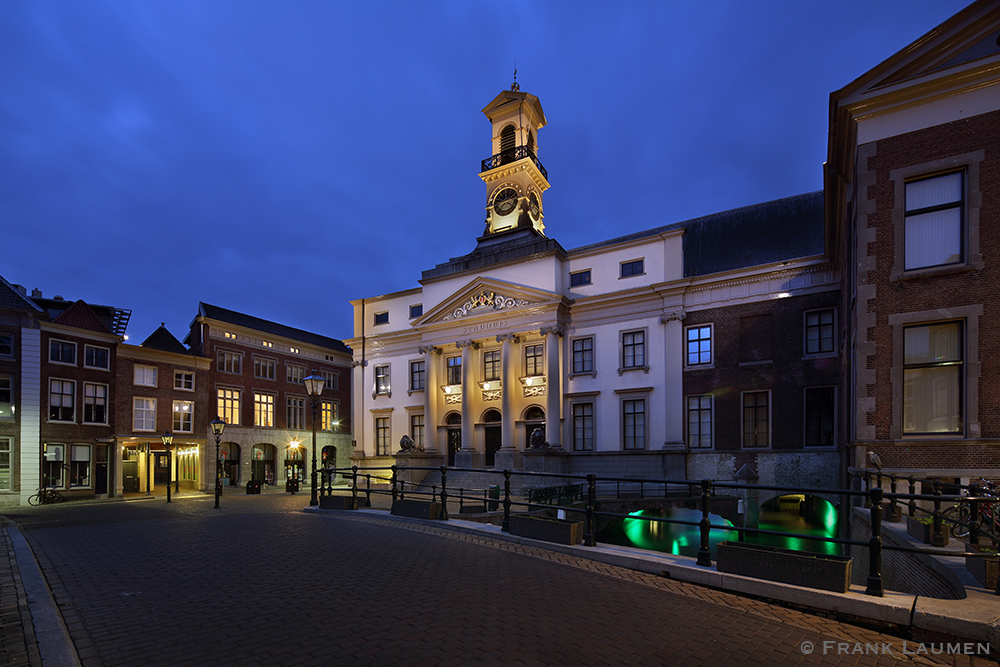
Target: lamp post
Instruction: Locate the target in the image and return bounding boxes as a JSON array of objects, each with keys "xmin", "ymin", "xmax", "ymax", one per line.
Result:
[
  {"xmin": 287, "ymin": 440, "xmax": 300, "ymax": 494},
  {"xmin": 304, "ymin": 370, "xmax": 326, "ymax": 506},
  {"xmin": 210, "ymin": 416, "xmax": 226, "ymax": 509},
  {"xmin": 161, "ymin": 431, "xmax": 173, "ymax": 503}
]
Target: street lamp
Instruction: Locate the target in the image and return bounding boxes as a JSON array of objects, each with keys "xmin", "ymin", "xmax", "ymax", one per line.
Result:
[
  {"xmin": 210, "ymin": 416, "xmax": 226, "ymax": 509},
  {"xmin": 161, "ymin": 431, "xmax": 173, "ymax": 503},
  {"xmin": 304, "ymin": 370, "xmax": 326, "ymax": 506},
  {"xmin": 287, "ymin": 440, "xmax": 301, "ymax": 494}
]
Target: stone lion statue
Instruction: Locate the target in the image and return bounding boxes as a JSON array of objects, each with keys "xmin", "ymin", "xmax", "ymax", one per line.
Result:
[
  {"xmin": 398, "ymin": 434, "xmax": 422, "ymax": 453},
  {"xmin": 529, "ymin": 428, "xmax": 548, "ymax": 449}
]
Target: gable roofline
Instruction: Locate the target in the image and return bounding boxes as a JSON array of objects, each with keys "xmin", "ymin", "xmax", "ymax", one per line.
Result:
[
  {"xmin": 0, "ymin": 275, "xmax": 45, "ymax": 313},
  {"xmin": 191, "ymin": 302, "xmax": 351, "ymax": 355}
]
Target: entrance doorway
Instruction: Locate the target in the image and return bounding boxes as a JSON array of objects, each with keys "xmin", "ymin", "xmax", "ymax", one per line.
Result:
[
  {"xmin": 446, "ymin": 413, "xmax": 461, "ymax": 466},
  {"xmin": 220, "ymin": 443, "xmax": 241, "ymax": 487},
  {"xmin": 122, "ymin": 460, "xmax": 139, "ymax": 493},
  {"xmin": 484, "ymin": 410, "xmax": 501, "ymax": 467},
  {"xmin": 94, "ymin": 445, "xmax": 108, "ymax": 495},
  {"xmin": 524, "ymin": 406, "xmax": 545, "ymax": 449},
  {"xmin": 252, "ymin": 444, "xmax": 277, "ymax": 486}
]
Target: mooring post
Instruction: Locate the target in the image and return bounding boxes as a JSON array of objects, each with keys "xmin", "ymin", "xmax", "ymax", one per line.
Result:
[
  {"xmin": 907, "ymin": 476, "xmax": 916, "ymax": 518},
  {"xmin": 866, "ymin": 485, "xmax": 885, "ymax": 597},
  {"xmin": 351, "ymin": 466, "xmax": 359, "ymax": 507},
  {"xmin": 439, "ymin": 466, "xmax": 449, "ymax": 521},
  {"xmin": 501, "ymin": 470, "xmax": 512, "ymax": 533}
]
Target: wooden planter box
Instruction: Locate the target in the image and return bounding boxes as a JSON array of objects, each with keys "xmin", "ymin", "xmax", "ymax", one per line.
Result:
[
  {"xmin": 965, "ymin": 546, "xmax": 999, "ymax": 590},
  {"xmin": 508, "ymin": 514, "xmax": 584, "ymax": 545},
  {"xmin": 906, "ymin": 516, "xmax": 950, "ymax": 546},
  {"xmin": 716, "ymin": 541, "xmax": 852, "ymax": 593},
  {"xmin": 319, "ymin": 495, "xmax": 358, "ymax": 510},
  {"xmin": 391, "ymin": 499, "xmax": 440, "ymax": 520}
]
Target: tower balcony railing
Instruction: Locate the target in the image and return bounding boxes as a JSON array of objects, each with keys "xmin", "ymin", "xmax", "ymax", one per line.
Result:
[{"xmin": 481, "ymin": 146, "xmax": 547, "ymax": 180}]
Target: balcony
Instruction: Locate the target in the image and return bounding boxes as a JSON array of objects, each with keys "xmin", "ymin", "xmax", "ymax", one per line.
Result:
[{"xmin": 481, "ymin": 146, "xmax": 547, "ymax": 180}]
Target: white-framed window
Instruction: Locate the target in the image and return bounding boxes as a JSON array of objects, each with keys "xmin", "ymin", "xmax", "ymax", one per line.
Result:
[
  {"xmin": 622, "ymin": 398, "xmax": 646, "ymax": 450},
  {"xmin": 133, "ymin": 397, "xmax": 156, "ymax": 431},
  {"xmin": 685, "ymin": 325, "xmax": 712, "ymax": 367},
  {"xmin": 49, "ymin": 379, "xmax": 75, "ymax": 421},
  {"xmin": 287, "ymin": 397, "xmax": 305, "ymax": 430},
  {"xmin": 374, "ymin": 311, "xmax": 389, "ymax": 325},
  {"xmin": 217, "ymin": 387, "xmax": 241, "ymax": 425},
  {"xmin": 43, "ymin": 444, "xmax": 65, "ymax": 488},
  {"xmin": 174, "ymin": 370, "xmax": 194, "ymax": 391},
  {"xmin": 524, "ymin": 344, "xmax": 543, "ymax": 377},
  {"xmin": 804, "ymin": 309, "xmax": 835, "ymax": 355},
  {"xmin": 374, "ymin": 365, "xmax": 390, "ymax": 395},
  {"xmin": 83, "ymin": 383, "xmax": 108, "ymax": 424},
  {"xmin": 621, "ymin": 330, "xmax": 646, "ymax": 370},
  {"xmin": 686, "ymin": 395, "xmax": 713, "ymax": 449},
  {"xmin": 320, "ymin": 370, "xmax": 338, "ymax": 391},
  {"xmin": 410, "ymin": 361, "xmax": 425, "ymax": 391},
  {"xmin": 903, "ymin": 322, "xmax": 962, "ymax": 435},
  {"xmin": 0, "ymin": 333, "xmax": 13, "ymax": 358},
  {"xmin": 84, "ymin": 345, "xmax": 110, "ymax": 370},
  {"xmin": 375, "ymin": 417, "xmax": 390, "ymax": 455},
  {"xmin": 0, "ymin": 438, "xmax": 9, "ymax": 490},
  {"xmin": 254, "ymin": 392, "xmax": 274, "ymax": 427},
  {"xmin": 905, "ymin": 171, "xmax": 963, "ymax": 271},
  {"xmin": 70, "ymin": 445, "xmax": 91, "ymax": 488},
  {"xmin": 254, "ymin": 357, "xmax": 276, "ymax": 380},
  {"xmin": 572, "ymin": 337, "xmax": 594, "ymax": 374},
  {"xmin": 570, "ymin": 270, "xmax": 591, "ymax": 287},
  {"xmin": 134, "ymin": 364, "xmax": 157, "ymax": 387},
  {"xmin": 572, "ymin": 403, "xmax": 594, "ymax": 451},
  {"xmin": 50, "ymin": 339, "xmax": 76, "ymax": 365},
  {"xmin": 173, "ymin": 400, "xmax": 194, "ymax": 433},
  {"xmin": 0, "ymin": 375, "xmax": 12, "ymax": 419},
  {"xmin": 410, "ymin": 414, "xmax": 424, "ymax": 448},
  {"xmin": 742, "ymin": 391, "xmax": 770, "ymax": 449},
  {"xmin": 321, "ymin": 401, "xmax": 338, "ymax": 431},
  {"xmin": 217, "ymin": 350, "xmax": 242, "ymax": 374},
  {"xmin": 620, "ymin": 259, "xmax": 644, "ymax": 278},
  {"xmin": 287, "ymin": 364, "xmax": 305, "ymax": 384},
  {"xmin": 804, "ymin": 387, "xmax": 835, "ymax": 447},
  {"xmin": 409, "ymin": 304, "xmax": 423, "ymax": 319}
]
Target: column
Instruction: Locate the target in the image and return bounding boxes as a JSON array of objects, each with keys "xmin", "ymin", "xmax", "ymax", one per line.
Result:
[
  {"xmin": 459, "ymin": 341, "xmax": 477, "ymax": 452},
  {"xmin": 419, "ymin": 346, "xmax": 440, "ymax": 452},
  {"xmin": 542, "ymin": 327, "xmax": 563, "ymax": 449},
  {"xmin": 660, "ymin": 312, "xmax": 685, "ymax": 448},
  {"xmin": 497, "ymin": 333, "xmax": 519, "ymax": 450},
  {"xmin": 351, "ymin": 359, "xmax": 367, "ymax": 455}
]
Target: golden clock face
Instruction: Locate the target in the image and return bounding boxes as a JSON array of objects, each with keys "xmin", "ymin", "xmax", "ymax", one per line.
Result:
[{"xmin": 494, "ymin": 187, "xmax": 518, "ymax": 215}]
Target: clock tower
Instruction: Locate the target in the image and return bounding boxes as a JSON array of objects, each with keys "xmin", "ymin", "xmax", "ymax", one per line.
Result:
[{"xmin": 479, "ymin": 79, "xmax": 550, "ymax": 236}]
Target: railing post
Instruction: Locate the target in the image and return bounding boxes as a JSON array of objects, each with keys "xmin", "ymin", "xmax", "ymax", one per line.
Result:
[
  {"xmin": 697, "ymin": 479, "xmax": 712, "ymax": 567},
  {"xmin": 863, "ymin": 472, "xmax": 872, "ymax": 508},
  {"xmin": 908, "ymin": 476, "xmax": 917, "ymax": 517},
  {"xmin": 400, "ymin": 480, "xmax": 406, "ymax": 501},
  {"xmin": 501, "ymin": 470, "xmax": 512, "ymax": 533},
  {"xmin": 391, "ymin": 465, "xmax": 398, "ymax": 503},
  {"xmin": 932, "ymin": 480, "xmax": 946, "ymax": 547},
  {"xmin": 969, "ymin": 483, "xmax": 981, "ymax": 546},
  {"xmin": 584, "ymin": 474, "xmax": 597, "ymax": 547},
  {"xmin": 439, "ymin": 466, "xmax": 449, "ymax": 522},
  {"xmin": 888, "ymin": 475, "xmax": 899, "ymax": 521},
  {"xmin": 866, "ymin": 486, "xmax": 885, "ymax": 597},
  {"xmin": 364, "ymin": 474, "xmax": 372, "ymax": 507},
  {"xmin": 351, "ymin": 466, "xmax": 358, "ymax": 507}
]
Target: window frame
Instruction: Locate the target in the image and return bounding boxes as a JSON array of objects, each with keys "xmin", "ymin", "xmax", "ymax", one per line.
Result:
[
  {"xmin": 902, "ymin": 321, "xmax": 963, "ymax": 436},
  {"xmin": 287, "ymin": 396, "xmax": 306, "ymax": 430},
  {"xmin": 286, "ymin": 363, "xmax": 306, "ymax": 385},
  {"xmin": 570, "ymin": 270, "xmax": 592, "ymax": 287},
  {"xmin": 571, "ymin": 336, "xmax": 595, "ymax": 375},
  {"xmin": 684, "ymin": 324, "xmax": 713, "ymax": 368},
  {"xmin": 173, "ymin": 400, "xmax": 194, "ymax": 433},
  {"xmin": 134, "ymin": 364, "xmax": 157, "ymax": 387},
  {"xmin": 374, "ymin": 311, "xmax": 389, "ymax": 326},
  {"xmin": 49, "ymin": 339, "xmax": 76, "ymax": 365},
  {"xmin": 446, "ymin": 356, "xmax": 461, "ymax": 386},
  {"xmin": 410, "ymin": 360, "xmax": 426, "ymax": 392},
  {"xmin": 254, "ymin": 391, "xmax": 275, "ymax": 428},
  {"xmin": 804, "ymin": 308, "xmax": 836, "ymax": 357},
  {"xmin": 174, "ymin": 370, "xmax": 195, "ymax": 391},
  {"xmin": 903, "ymin": 171, "xmax": 964, "ymax": 272},
  {"xmin": 217, "ymin": 350, "xmax": 242, "ymax": 375},
  {"xmin": 321, "ymin": 400, "xmax": 338, "ymax": 431},
  {"xmin": 0, "ymin": 437, "xmax": 10, "ymax": 491},
  {"xmin": 483, "ymin": 350, "xmax": 501, "ymax": 382},
  {"xmin": 0, "ymin": 333, "xmax": 13, "ymax": 358},
  {"xmin": 620, "ymin": 329, "xmax": 648, "ymax": 374},
  {"xmin": 0, "ymin": 374, "xmax": 12, "ymax": 420},
  {"xmin": 524, "ymin": 344, "xmax": 544, "ymax": 377},
  {"xmin": 217, "ymin": 387, "xmax": 241, "ymax": 426},
  {"xmin": 375, "ymin": 416, "xmax": 390, "ymax": 455},
  {"xmin": 742, "ymin": 390, "xmax": 771, "ymax": 449},
  {"xmin": 571, "ymin": 402, "xmax": 594, "ymax": 451},
  {"xmin": 254, "ymin": 356, "xmax": 276, "ymax": 381},
  {"xmin": 133, "ymin": 397, "xmax": 156, "ymax": 432},
  {"xmin": 49, "ymin": 378, "xmax": 75, "ymax": 422},
  {"xmin": 622, "ymin": 397, "xmax": 647, "ymax": 450},
  {"xmin": 686, "ymin": 394, "xmax": 713, "ymax": 449},
  {"xmin": 83, "ymin": 382, "xmax": 108, "ymax": 425},
  {"xmin": 409, "ymin": 304, "xmax": 423, "ymax": 319},
  {"xmin": 620, "ymin": 259, "xmax": 644, "ymax": 278},
  {"xmin": 43, "ymin": 444, "xmax": 65, "ymax": 489},
  {"xmin": 83, "ymin": 344, "xmax": 110, "ymax": 370},
  {"xmin": 410, "ymin": 414, "xmax": 424, "ymax": 448},
  {"xmin": 320, "ymin": 370, "xmax": 338, "ymax": 391},
  {"xmin": 374, "ymin": 365, "xmax": 391, "ymax": 396}
]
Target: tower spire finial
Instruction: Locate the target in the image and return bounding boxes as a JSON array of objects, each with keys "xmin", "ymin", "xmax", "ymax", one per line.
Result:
[{"xmin": 511, "ymin": 64, "xmax": 519, "ymax": 92}]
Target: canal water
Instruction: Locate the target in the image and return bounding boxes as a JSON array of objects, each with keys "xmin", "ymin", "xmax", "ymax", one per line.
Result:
[{"xmin": 599, "ymin": 497, "xmax": 840, "ymax": 558}]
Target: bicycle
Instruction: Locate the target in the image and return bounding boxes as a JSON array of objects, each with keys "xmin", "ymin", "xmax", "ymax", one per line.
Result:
[
  {"xmin": 27, "ymin": 487, "xmax": 64, "ymax": 506},
  {"xmin": 944, "ymin": 480, "xmax": 998, "ymax": 539}
]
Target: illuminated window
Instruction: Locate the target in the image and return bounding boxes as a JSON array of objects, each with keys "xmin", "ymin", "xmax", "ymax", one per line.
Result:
[
  {"xmin": 173, "ymin": 400, "xmax": 194, "ymax": 432},
  {"xmin": 254, "ymin": 392, "xmax": 274, "ymax": 427},
  {"xmin": 903, "ymin": 322, "xmax": 962, "ymax": 434},
  {"xmin": 321, "ymin": 401, "xmax": 337, "ymax": 431},
  {"xmin": 0, "ymin": 375, "xmax": 12, "ymax": 419},
  {"xmin": 217, "ymin": 388, "xmax": 240, "ymax": 425},
  {"xmin": 374, "ymin": 366, "xmax": 390, "ymax": 395}
]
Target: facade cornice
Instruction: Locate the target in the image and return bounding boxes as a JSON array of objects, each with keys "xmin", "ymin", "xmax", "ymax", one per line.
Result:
[
  {"xmin": 41, "ymin": 321, "xmax": 119, "ymax": 343},
  {"xmin": 200, "ymin": 318, "xmax": 351, "ymax": 365},
  {"xmin": 117, "ymin": 343, "xmax": 211, "ymax": 368}
]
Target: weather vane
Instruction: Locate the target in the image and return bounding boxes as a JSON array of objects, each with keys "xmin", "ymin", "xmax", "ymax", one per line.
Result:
[{"xmin": 511, "ymin": 64, "xmax": 519, "ymax": 92}]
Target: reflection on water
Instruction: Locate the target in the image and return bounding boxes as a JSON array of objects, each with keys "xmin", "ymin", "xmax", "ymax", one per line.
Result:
[{"xmin": 600, "ymin": 501, "xmax": 840, "ymax": 558}]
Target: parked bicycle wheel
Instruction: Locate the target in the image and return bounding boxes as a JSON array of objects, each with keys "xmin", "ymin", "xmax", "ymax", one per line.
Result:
[
  {"xmin": 949, "ymin": 504, "xmax": 972, "ymax": 537},
  {"xmin": 27, "ymin": 493, "xmax": 43, "ymax": 506}
]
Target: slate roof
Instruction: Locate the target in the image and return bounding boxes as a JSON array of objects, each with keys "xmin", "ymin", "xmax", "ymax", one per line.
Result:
[
  {"xmin": 141, "ymin": 325, "xmax": 190, "ymax": 355},
  {"xmin": 0, "ymin": 276, "xmax": 45, "ymax": 313},
  {"xmin": 195, "ymin": 303, "xmax": 351, "ymax": 355}
]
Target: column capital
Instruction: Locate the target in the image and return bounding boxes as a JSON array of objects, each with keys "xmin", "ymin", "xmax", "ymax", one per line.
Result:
[
  {"xmin": 418, "ymin": 345, "xmax": 441, "ymax": 355},
  {"xmin": 455, "ymin": 340, "xmax": 481, "ymax": 350},
  {"xmin": 539, "ymin": 326, "xmax": 565, "ymax": 337},
  {"xmin": 659, "ymin": 309, "xmax": 686, "ymax": 324},
  {"xmin": 496, "ymin": 333, "xmax": 520, "ymax": 344}
]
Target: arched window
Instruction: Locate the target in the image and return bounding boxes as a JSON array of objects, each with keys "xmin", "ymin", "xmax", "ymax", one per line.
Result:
[
  {"xmin": 447, "ymin": 412, "xmax": 462, "ymax": 426},
  {"xmin": 483, "ymin": 409, "xmax": 502, "ymax": 423},
  {"xmin": 524, "ymin": 406, "xmax": 545, "ymax": 421},
  {"xmin": 500, "ymin": 124, "xmax": 516, "ymax": 154}
]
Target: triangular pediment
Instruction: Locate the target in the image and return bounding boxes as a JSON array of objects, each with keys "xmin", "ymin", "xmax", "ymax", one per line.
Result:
[
  {"xmin": 52, "ymin": 300, "xmax": 112, "ymax": 335},
  {"xmin": 482, "ymin": 90, "xmax": 546, "ymax": 128},
  {"xmin": 414, "ymin": 277, "xmax": 562, "ymax": 328}
]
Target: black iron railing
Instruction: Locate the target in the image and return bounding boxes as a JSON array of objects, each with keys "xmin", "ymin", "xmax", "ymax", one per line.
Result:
[{"xmin": 481, "ymin": 146, "xmax": 547, "ymax": 180}]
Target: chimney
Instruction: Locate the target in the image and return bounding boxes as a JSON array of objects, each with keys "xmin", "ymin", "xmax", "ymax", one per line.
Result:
[{"xmin": 31, "ymin": 288, "xmax": 42, "ymax": 298}]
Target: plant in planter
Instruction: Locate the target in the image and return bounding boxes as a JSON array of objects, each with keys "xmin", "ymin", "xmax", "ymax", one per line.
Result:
[
  {"xmin": 965, "ymin": 545, "xmax": 999, "ymax": 590},
  {"xmin": 906, "ymin": 514, "xmax": 950, "ymax": 546}
]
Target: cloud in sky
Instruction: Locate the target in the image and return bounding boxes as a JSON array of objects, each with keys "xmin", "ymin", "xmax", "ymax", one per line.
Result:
[{"xmin": 0, "ymin": 0, "xmax": 969, "ymax": 343}]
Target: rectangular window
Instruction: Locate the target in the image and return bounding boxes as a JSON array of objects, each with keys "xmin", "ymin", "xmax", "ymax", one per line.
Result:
[
  {"xmin": 572, "ymin": 403, "xmax": 594, "ymax": 451},
  {"xmin": 374, "ymin": 311, "xmax": 389, "ymax": 325},
  {"xmin": 174, "ymin": 371, "xmax": 194, "ymax": 391},
  {"xmin": 686, "ymin": 325, "xmax": 712, "ymax": 366},
  {"xmin": 217, "ymin": 388, "xmax": 240, "ymax": 425},
  {"xmin": 0, "ymin": 438, "xmax": 9, "ymax": 490},
  {"xmin": 84, "ymin": 345, "xmax": 109, "ymax": 369},
  {"xmin": 374, "ymin": 365, "xmax": 390, "ymax": 394},
  {"xmin": 410, "ymin": 361, "xmax": 425, "ymax": 391},
  {"xmin": 50, "ymin": 339, "xmax": 76, "ymax": 365},
  {"xmin": 570, "ymin": 270, "xmax": 591, "ymax": 287},
  {"xmin": 742, "ymin": 391, "xmax": 770, "ymax": 448},
  {"xmin": 805, "ymin": 309, "xmax": 835, "ymax": 355},
  {"xmin": 321, "ymin": 401, "xmax": 337, "ymax": 431},
  {"xmin": 133, "ymin": 397, "xmax": 155, "ymax": 431},
  {"xmin": 83, "ymin": 383, "xmax": 107, "ymax": 424},
  {"xmin": 483, "ymin": 351, "xmax": 500, "ymax": 381},
  {"xmin": 0, "ymin": 375, "xmax": 11, "ymax": 419},
  {"xmin": 287, "ymin": 397, "xmax": 305, "ymax": 430},
  {"xmin": 623, "ymin": 399, "xmax": 646, "ymax": 450},
  {"xmin": 254, "ymin": 357, "xmax": 276, "ymax": 380},
  {"xmin": 254, "ymin": 392, "xmax": 274, "ymax": 427},
  {"xmin": 572, "ymin": 337, "xmax": 594, "ymax": 374},
  {"xmin": 446, "ymin": 356, "xmax": 461, "ymax": 385},
  {"xmin": 0, "ymin": 333, "xmax": 12, "ymax": 357},
  {"xmin": 49, "ymin": 379, "xmax": 75, "ymax": 421},
  {"xmin": 905, "ymin": 172, "xmax": 963, "ymax": 270},
  {"xmin": 320, "ymin": 370, "xmax": 338, "ymax": 391},
  {"xmin": 217, "ymin": 351, "xmax": 241, "ymax": 374},
  {"xmin": 411, "ymin": 414, "xmax": 424, "ymax": 448},
  {"xmin": 70, "ymin": 445, "xmax": 90, "ymax": 488},
  {"xmin": 375, "ymin": 417, "xmax": 390, "ymax": 455},
  {"xmin": 409, "ymin": 304, "xmax": 423, "ymax": 319},
  {"xmin": 686, "ymin": 395, "xmax": 713, "ymax": 449},
  {"xmin": 620, "ymin": 259, "xmax": 644, "ymax": 278},
  {"xmin": 134, "ymin": 364, "xmax": 157, "ymax": 386},
  {"xmin": 287, "ymin": 364, "xmax": 305, "ymax": 384},
  {"xmin": 524, "ymin": 344, "xmax": 543, "ymax": 376},
  {"xmin": 805, "ymin": 387, "xmax": 835, "ymax": 447},
  {"xmin": 903, "ymin": 322, "xmax": 962, "ymax": 434},
  {"xmin": 622, "ymin": 331, "xmax": 645, "ymax": 369},
  {"xmin": 173, "ymin": 400, "xmax": 194, "ymax": 432},
  {"xmin": 43, "ymin": 444, "xmax": 65, "ymax": 488}
]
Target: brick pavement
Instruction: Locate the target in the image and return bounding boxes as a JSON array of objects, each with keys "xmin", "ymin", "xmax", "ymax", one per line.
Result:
[{"xmin": 2, "ymin": 495, "xmax": 997, "ymax": 667}]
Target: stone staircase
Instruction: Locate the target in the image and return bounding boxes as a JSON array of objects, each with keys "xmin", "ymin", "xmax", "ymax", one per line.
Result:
[{"xmin": 409, "ymin": 468, "xmax": 524, "ymax": 499}]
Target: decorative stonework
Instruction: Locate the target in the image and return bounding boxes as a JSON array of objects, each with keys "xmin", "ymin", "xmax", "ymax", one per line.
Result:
[
  {"xmin": 443, "ymin": 290, "xmax": 530, "ymax": 320},
  {"xmin": 483, "ymin": 390, "xmax": 502, "ymax": 402},
  {"xmin": 524, "ymin": 385, "xmax": 545, "ymax": 398},
  {"xmin": 444, "ymin": 393, "xmax": 462, "ymax": 405}
]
